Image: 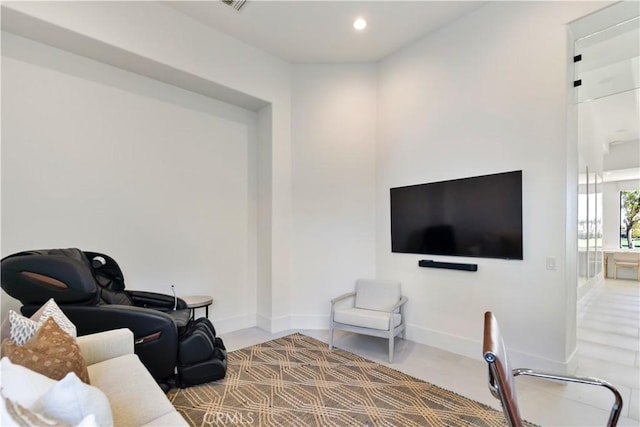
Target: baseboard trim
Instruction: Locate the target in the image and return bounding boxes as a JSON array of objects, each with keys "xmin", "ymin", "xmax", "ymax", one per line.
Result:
[
  {"xmin": 218, "ymin": 315, "xmax": 573, "ymax": 373},
  {"xmin": 254, "ymin": 313, "xmax": 291, "ymax": 333},
  {"xmin": 407, "ymin": 323, "xmax": 572, "ymax": 374},
  {"xmin": 289, "ymin": 314, "xmax": 329, "ymax": 330},
  {"xmin": 212, "ymin": 313, "xmax": 256, "ymax": 334},
  {"xmin": 256, "ymin": 314, "xmax": 270, "ymax": 331}
]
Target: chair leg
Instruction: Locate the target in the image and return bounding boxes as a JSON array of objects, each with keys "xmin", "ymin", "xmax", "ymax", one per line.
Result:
[
  {"xmin": 389, "ymin": 334, "xmax": 394, "ymax": 363},
  {"xmin": 329, "ymin": 324, "xmax": 334, "ymax": 350}
]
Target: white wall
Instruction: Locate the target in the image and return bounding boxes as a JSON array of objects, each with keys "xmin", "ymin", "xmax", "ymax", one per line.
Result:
[
  {"xmin": 376, "ymin": 1, "xmax": 607, "ymax": 370},
  {"xmin": 0, "ymin": 1, "xmax": 294, "ymax": 332},
  {"xmin": 290, "ymin": 65, "xmax": 378, "ymax": 328},
  {"xmin": 1, "ymin": 33, "xmax": 258, "ymax": 332},
  {"xmin": 0, "ymin": 1, "xmax": 618, "ymax": 368}
]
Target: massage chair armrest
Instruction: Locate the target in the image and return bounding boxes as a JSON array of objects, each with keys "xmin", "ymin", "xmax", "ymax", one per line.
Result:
[
  {"xmin": 21, "ymin": 304, "xmax": 177, "ymax": 339},
  {"xmin": 77, "ymin": 328, "xmax": 134, "ymax": 365},
  {"xmin": 21, "ymin": 304, "xmax": 179, "ymax": 381},
  {"xmin": 127, "ymin": 290, "xmax": 188, "ymax": 311}
]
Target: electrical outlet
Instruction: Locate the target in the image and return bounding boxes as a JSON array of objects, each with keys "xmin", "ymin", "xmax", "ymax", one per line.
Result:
[{"xmin": 546, "ymin": 257, "xmax": 557, "ymax": 271}]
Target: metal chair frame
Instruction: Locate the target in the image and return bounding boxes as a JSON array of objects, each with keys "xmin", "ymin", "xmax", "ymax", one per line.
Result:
[{"xmin": 483, "ymin": 311, "xmax": 623, "ymax": 427}]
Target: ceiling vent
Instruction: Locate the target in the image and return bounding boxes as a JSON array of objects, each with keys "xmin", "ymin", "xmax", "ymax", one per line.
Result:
[{"xmin": 221, "ymin": 0, "xmax": 247, "ymax": 12}]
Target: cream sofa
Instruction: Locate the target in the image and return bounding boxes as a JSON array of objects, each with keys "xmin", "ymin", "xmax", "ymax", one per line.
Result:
[
  {"xmin": 78, "ymin": 328, "xmax": 188, "ymax": 426},
  {"xmin": 2, "ymin": 327, "xmax": 188, "ymax": 426}
]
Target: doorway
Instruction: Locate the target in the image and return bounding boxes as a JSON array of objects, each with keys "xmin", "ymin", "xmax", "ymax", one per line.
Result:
[
  {"xmin": 573, "ymin": 4, "xmax": 639, "ymax": 292},
  {"xmin": 571, "ymin": 4, "xmax": 639, "ymax": 418}
]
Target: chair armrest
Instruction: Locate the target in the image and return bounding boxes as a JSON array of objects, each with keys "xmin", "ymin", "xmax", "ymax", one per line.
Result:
[
  {"xmin": 390, "ymin": 296, "xmax": 408, "ymax": 312},
  {"xmin": 77, "ymin": 328, "xmax": 134, "ymax": 365},
  {"xmin": 331, "ymin": 292, "xmax": 356, "ymax": 306},
  {"xmin": 46, "ymin": 305, "xmax": 178, "ymax": 380},
  {"xmin": 127, "ymin": 290, "xmax": 188, "ymax": 311},
  {"xmin": 513, "ymin": 369, "xmax": 623, "ymax": 427}
]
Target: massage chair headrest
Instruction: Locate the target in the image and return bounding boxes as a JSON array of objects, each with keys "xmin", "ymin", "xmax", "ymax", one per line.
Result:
[{"xmin": 1, "ymin": 248, "xmax": 99, "ymax": 305}]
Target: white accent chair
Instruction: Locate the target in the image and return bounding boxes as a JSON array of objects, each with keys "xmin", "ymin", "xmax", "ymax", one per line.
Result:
[{"xmin": 329, "ymin": 279, "xmax": 408, "ymax": 363}]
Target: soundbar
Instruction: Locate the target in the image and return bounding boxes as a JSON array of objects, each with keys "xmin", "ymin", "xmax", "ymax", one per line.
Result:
[{"xmin": 418, "ymin": 260, "xmax": 478, "ymax": 272}]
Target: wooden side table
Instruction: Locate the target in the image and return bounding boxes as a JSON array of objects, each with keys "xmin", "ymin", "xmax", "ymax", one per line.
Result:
[{"xmin": 181, "ymin": 295, "xmax": 213, "ymax": 319}]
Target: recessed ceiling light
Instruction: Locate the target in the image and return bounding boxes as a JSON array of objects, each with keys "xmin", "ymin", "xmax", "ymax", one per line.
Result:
[{"xmin": 353, "ymin": 18, "xmax": 367, "ymax": 31}]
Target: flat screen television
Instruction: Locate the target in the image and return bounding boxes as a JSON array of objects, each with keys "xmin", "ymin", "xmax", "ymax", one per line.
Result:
[{"xmin": 390, "ymin": 170, "xmax": 523, "ymax": 260}]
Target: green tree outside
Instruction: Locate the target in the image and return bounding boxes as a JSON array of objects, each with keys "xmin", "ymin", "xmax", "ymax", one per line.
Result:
[{"xmin": 621, "ymin": 190, "xmax": 640, "ymax": 249}]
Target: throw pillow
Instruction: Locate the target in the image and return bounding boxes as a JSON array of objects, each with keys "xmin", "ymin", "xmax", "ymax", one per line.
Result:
[
  {"xmin": 7, "ymin": 311, "xmax": 40, "ymax": 346},
  {"xmin": 1, "ymin": 395, "xmax": 64, "ymax": 427},
  {"xmin": 0, "ymin": 357, "xmax": 57, "ymax": 409},
  {"xmin": 75, "ymin": 414, "xmax": 99, "ymax": 427},
  {"xmin": 1, "ymin": 394, "xmax": 99, "ymax": 427},
  {"xmin": 3, "ymin": 317, "xmax": 90, "ymax": 384},
  {"xmin": 34, "ymin": 372, "xmax": 112, "ymax": 427},
  {"xmin": 30, "ymin": 299, "xmax": 77, "ymax": 339},
  {"xmin": 5, "ymin": 299, "xmax": 76, "ymax": 347}
]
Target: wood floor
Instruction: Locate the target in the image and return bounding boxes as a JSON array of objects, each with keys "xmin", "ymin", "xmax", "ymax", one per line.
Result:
[
  {"xmin": 219, "ymin": 278, "xmax": 640, "ymax": 426},
  {"xmin": 575, "ymin": 278, "xmax": 639, "ymax": 425}
]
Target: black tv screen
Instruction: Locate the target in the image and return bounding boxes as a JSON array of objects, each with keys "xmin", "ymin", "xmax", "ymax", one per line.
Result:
[{"xmin": 390, "ymin": 170, "xmax": 523, "ymax": 260}]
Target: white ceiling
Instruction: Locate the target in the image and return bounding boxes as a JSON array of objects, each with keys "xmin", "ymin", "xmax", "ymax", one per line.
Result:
[
  {"xmin": 603, "ymin": 166, "xmax": 640, "ymax": 182},
  {"xmin": 164, "ymin": 1, "xmax": 487, "ymax": 63},
  {"xmin": 163, "ymin": 1, "xmax": 638, "ymax": 179},
  {"xmin": 588, "ymin": 88, "xmax": 639, "ymax": 145}
]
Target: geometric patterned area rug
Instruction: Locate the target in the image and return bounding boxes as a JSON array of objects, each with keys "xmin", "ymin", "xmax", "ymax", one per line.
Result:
[{"xmin": 168, "ymin": 333, "xmax": 533, "ymax": 426}]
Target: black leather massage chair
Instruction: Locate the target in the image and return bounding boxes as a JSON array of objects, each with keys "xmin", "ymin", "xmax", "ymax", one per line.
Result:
[{"xmin": 0, "ymin": 248, "xmax": 226, "ymax": 389}]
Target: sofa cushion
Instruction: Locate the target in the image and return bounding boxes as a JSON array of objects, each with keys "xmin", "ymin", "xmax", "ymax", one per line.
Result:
[
  {"xmin": 88, "ymin": 354, "xmax": 178, "ymax": 426},
  {"xmin": 334, "ymin": 307, "xmax": 402, "ymax": 330},
  {"xmin": 3, "ymin": 317, "xmax": 90, "ymax": 384},
  {"xmin": 141, "ymin": 411, "xmax": 190, "ymax": 427}
]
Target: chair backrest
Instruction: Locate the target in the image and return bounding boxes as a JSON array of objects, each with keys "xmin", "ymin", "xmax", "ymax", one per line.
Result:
[
  {"xmin": 355, "ymin": 279, "xmax": 401, "ymax": 311},
  {"xmin": 482, "ymin": 311, "xmax": 523, "ymax": 427},
  {"xmin": 84, "ymin": 251, "xmax": 127, "ymax": 291}
]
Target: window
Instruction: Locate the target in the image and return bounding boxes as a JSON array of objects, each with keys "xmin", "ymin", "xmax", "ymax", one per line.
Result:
[{"xmin": 620, "ymin": 190, "xmax": 640, "ymax": 249}]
